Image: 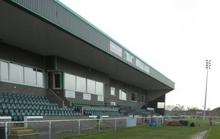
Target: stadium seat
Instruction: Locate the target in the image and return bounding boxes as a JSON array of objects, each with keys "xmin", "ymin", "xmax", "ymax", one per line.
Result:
[{"xmin": 0, "ymin": 92, "xmax": 82, "ymax": 121}]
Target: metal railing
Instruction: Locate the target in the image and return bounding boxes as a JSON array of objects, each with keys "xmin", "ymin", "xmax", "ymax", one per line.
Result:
[
  {"xmin": 2, "ymin": 115, "xmax": 218, "ymax": 139},
  {"xmin": 0, "ymin": 116, "xmax": 164, "ymax": 139},
  {"xmin": 47, "ymin": 89, "xmax": 65, "ymax": 107}
]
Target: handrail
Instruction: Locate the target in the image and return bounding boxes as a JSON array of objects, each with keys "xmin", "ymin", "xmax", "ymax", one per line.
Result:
[
  {"xmin": 0, "ymin": 116, "xmax": 150, "ymax": 124},
  {"xmin": 47, "ymin": 89, "xmax": 64, "ymax": 107}
]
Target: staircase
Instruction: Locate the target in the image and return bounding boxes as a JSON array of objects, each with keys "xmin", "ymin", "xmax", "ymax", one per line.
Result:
[
  {"xmin": 47, "ymin": 89, "xmax": 71, "ymax": 107},
  {"xmin": 9, "ymin": 127, "xmax": 39, "ymax": 139}
]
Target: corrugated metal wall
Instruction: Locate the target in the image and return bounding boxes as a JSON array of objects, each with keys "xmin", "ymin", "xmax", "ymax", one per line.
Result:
[{"xmin": 11, "ymin": 0, "xmax": 109, "ymax": 51}]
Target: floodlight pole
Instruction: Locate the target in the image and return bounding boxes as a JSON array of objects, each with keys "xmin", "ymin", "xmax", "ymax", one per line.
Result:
[{"xmin": 203, "ymin": 60, "xmax": 211, "ymax": 120}]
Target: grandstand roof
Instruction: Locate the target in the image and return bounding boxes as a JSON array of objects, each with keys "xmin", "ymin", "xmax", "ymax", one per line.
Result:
[{"xmin": 0, "ymin": 0, "xmax": 174, "ymax": 92}]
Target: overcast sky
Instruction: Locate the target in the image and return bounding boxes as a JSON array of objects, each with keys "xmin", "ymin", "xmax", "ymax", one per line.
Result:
[{"xmin": 59, "ymin": 0, "xmax": 220, "ymax": 110}]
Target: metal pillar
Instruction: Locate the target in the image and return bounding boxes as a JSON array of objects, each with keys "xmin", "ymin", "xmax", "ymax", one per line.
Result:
[{"xmin": 203, "ymin": 60, "xmax": 211, "ymax": 120}]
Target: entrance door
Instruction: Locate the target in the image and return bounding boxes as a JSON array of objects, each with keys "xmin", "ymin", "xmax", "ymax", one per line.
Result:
[{"xmin": 48, "ymin": 71, "xmax": 63, "ymax": 90}]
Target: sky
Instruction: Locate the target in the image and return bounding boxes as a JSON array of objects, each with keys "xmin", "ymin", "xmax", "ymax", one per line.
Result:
[{"xmin": 59, "ymin": 0, "xmax": 220, "ymax": 110}]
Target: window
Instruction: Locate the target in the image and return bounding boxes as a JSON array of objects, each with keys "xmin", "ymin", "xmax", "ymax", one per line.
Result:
[
  {"xmin": 54, "ymin": 73, "xmax": 61, "ymax": 89},
  {"xmin": 119, "ymin": 90, "xmax": 127, "ymax": 100},
  {"xmin": 136, "ymin": 59, "xmax": 145, "ymax": 70},
  {"xmin": 64, "ymin": 73, "xmax": 76, "ymax": 99},
  {"xmin": 131, "ymin": 93, "xmax": 136, "ymax": 101},
  {"xmin": 97, "ymin": 95, "xmax": 104, "ymax": 101},
  {"xmin": 136, "ymin": 59, "xmax": 150, "ymax": 73},
  {"xmin": 0, "ymin": 61, "xmax": 9, "ymax": 81},
  {"xmin": 96, "ymin": 82, "xmax": 104, "ymax": 101},
  {"xmin": 110, "ymin": 41, "xmax": 123, "ymax": 57},
  {"xmin": 76, "ymin": 76, "xmax": 86, "ymax": 92},
  {"xmin": 96, "ymin": 81, "xmax": 104, "ymax": 95},
  {"xmin": 24, "ymin": 67, "xmax": 36, "ymax": 86},
  {"xmin": 64, "ymin": 73, "xmax": 75, "ymax": 91},
  {"xmin": 141, "ymin": 95, "xmax": 145, "ymax": 102},
  {"xmin": 65, "ymin": 90, "xmax": 75, "ymax": 98},
  {"xmin": 110, "ymin": 102, "xmax": 116, "ymax": 106},
  {"xmin": 125, "ymin": 51, "xmax": 134, "ymax": 63},
  {"xmin": 157, "ymin": 102, "xmax": 165, "ymax": 109},
  {"xmin": 9, "ymin": 63, "xmax": 24, "ymax": 83},
  {"xmin": 37, "ymin": 71, "xmax": 44, "ymax": 88},
  {"xmin": 110, "ymin": 87, "xmax": 115, "ymax": 96},
  {"xmin": 87, "ymin": 79, "xmax": 96, "ymax": 94},
  {"xmin": 143, "ymin": 65, "xmax": 150, "ymax": 73},
  {"xmin": 83, "ymin": 93, "xmax": 91, "ymax": 100},
  {"xmin": 0, "ymin": 60, "xmax": 45, "ymax": 88}
]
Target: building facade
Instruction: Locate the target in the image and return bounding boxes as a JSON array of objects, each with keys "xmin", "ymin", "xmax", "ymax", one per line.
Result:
[{"xmin": 0, "ymin": 0, "xmax": 174, "ymax": 117}]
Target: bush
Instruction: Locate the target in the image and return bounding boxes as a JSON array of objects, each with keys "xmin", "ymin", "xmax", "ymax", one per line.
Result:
[
  {"xmin": 179, "ymin": 120, "xmax": 189, "ymax": 126},
  {"xmin": 190, "ymin": 122, "xmax": 195, "ymax": 127}
]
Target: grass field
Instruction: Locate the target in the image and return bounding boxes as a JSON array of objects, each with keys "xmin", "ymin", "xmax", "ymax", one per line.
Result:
[
  {"xmin": 62, "ymin": 126, "xmax": 208, "ymax": 139},
  {"xmin": 60, "ymin": 119, "xmax": 220, "ymax": 139},
  {"xmin": 207, "ymin": 125, "xmax": 220, "ymax": 139}
]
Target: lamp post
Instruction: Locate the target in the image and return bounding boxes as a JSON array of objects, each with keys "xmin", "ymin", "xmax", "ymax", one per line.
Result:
[{"xmin": 203, "ymin": 60, "xmax": 211, "ymax": 120}]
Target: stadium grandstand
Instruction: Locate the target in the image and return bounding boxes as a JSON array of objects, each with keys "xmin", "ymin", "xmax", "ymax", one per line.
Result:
[{"xmin": 0, "ymin": 0, "xmax": 174, "ymax": 121}]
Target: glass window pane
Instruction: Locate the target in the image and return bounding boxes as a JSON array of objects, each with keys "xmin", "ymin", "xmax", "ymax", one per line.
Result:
[
  {"xmin": 96, "ymin": 81, "xmax": 104, "ymax": 95},
  {"xmin": 64, "ymin": 73, "xmax": 75, "ymax": 90},
  {"xmin": 119, "ymin": 90, "xmax": 122, "ymax": 100},
  {"xmin": 24, "ymin": 67, "xmax": 36, "ymax": 86},
  {"xmin": 83, "ymin": 93, "xmax": 91, "ymax": 100},
  {"xmin": 97, "ymin": 95, "xmax": 104, "ymax": 101},
  {"xmin": 37, "ymin": 71, "xmax": 44, "ymax": 88},
  {"xmin": 110, "ymin": 87, "xmax": 115, "ymax": 96},
  {"xmin": 65, "ymin": 90, "xmax": 75, "ymax": 98},
  {"xmin": 110, "ymin": 102, "xmax": 116, "ymax": 106},
  {"xmin": 87, "ymin": 79, "xmax": 96, "ymax": 94},
  {"xmin": 144, "ymin": 65, "xmax": 150, "ymax": 73},
  {"xmin": 123, "ymin": 92, "xmax": 127, "ymax": 100},
  {"xmin": 54, "ymin": 73, "xmax": 61, "ymax": 89},
  {"xmin": 119, "ymin": 90, "xmax": 127, "ymax": 100},
  {"xmin": 0, "ymin": 61, "xmax": 9, "ymax": 81},
  {"xmin": 76, "ymin": 76, "xmax": 86, "ymax": 92},
  {"xmin": 110, "ymin": 41, "xmax": 123, "ymax": 57},
  {"xmin": 157, "ymin": 102, "xmax": 165, "ymax": 109},
  {"xmin": 125, "ymin": 51, "xmax": 134, "ymax": 63},
  {"xmin": 9, "ymin": 63, "xmax": 23, "ymax": 83},
  {"xmin": 136, "ymin": 59, "xmax": 144, "ymax": 70}
]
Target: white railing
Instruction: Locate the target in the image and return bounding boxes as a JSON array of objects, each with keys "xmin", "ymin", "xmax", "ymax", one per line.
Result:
[
  {"xmin": 1, "ymin": 115, "xmax": 219, "ymax": 139},
  {"xmin": 0, "ymin": 116, "xmax": 164, "ymax": 139}
]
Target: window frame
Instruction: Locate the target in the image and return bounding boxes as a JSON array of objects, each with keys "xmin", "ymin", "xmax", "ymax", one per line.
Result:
[
  {"xmin": 157, "ymin": 102, "xmax": 165, "ymax": 109},
  {"xmin": 110, "ymin": 102, "xmax": 116, "ymax": 106},
  {"xmin": 83, "ymin": 93, "xmax": 91, "ymax": 100},
  {"xmin": 65, "ymin": 90, "xmax": 75, "ymax": 98},
  {"xmin": 76, "ymin": 76, "xmax": 86, "ymax": 93},
  {"xmin": 64, "ymin": 73, "xmax": 76, "ymax": 91},
  {"xmin": 110, "ymin": 41, "xmax": 123, "ymax": 57},
  {"xmin": 97, "ymin": 95, "xmax": 104, "ymax": 101},
  {"xmin": 119, "ymin": 89, "xmax": 127, "ymax": 101},
  {"xmin": 110, "ymin": 87, "xmax": 115, "ymax": 96},
  {"xmin": 0, "ymin": 61, "xmax": 9, "ymax": 82},
  {"xmin": 0, "ymin": 60, "xmax": 45, "ymax": 88},
  {"xmin": 125, "ymin": 51, "xmax": 134, "ymax": 63},
  {"xmin": 87, "ymin": 79, "xmax": 96, "ymax": 94}
]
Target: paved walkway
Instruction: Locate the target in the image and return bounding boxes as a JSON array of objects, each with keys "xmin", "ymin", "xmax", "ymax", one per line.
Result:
[{"xmin": 191, "ymin": 130, "xmax": 208, "ymax": 139}]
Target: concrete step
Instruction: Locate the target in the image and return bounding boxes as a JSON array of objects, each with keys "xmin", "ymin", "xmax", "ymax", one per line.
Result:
[{"xmin": 11, "ymin": 127, "xmax": 35, "ymax": 135}]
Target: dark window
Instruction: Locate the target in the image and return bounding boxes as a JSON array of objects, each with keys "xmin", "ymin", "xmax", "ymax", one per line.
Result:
[
  {"xmin": 141, "ymin": 95, "xmax": 145, "ymax": 102},
  {"xmin": 131, "ymin": 93, "xmax": 136, "ymax": 101},
  {"xmin": 54, "ymin": 73, "xmax": 61, "ymax": 89}
]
